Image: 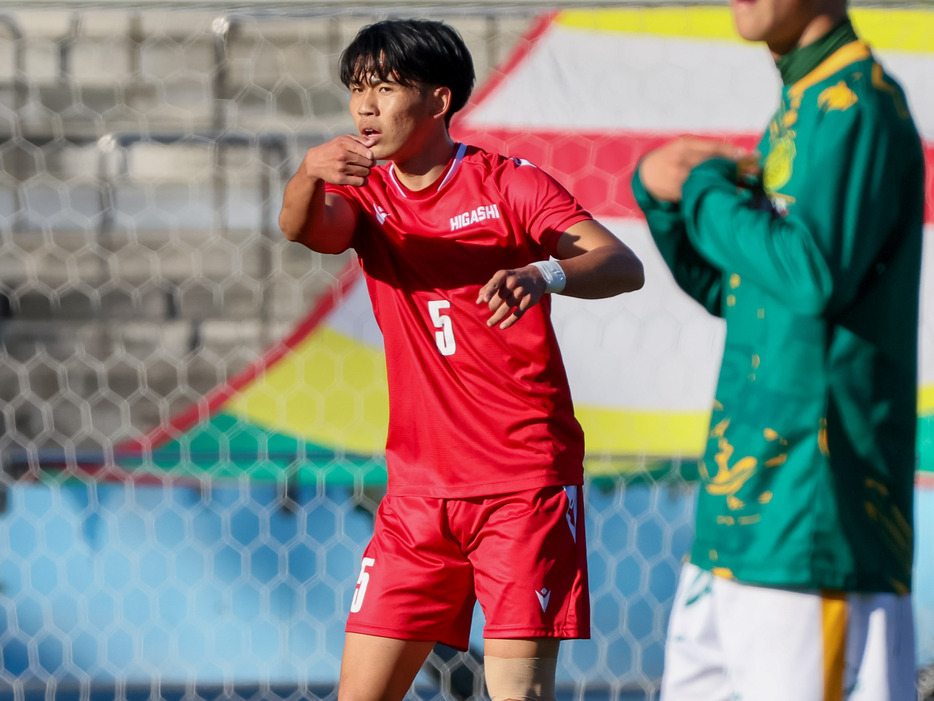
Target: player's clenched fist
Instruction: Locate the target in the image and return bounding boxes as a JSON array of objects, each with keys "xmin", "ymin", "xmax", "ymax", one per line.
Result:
[
  {"xmin": 279, "ymin": 133, "xmax": 378, "ymax": 250},
  {"xmin": 477, "ymin": 265, "xmax": 548, "ymax": 330},
  {"xmin": 302, "ymin": 134, "xmax": 378, "ymax": 187}
]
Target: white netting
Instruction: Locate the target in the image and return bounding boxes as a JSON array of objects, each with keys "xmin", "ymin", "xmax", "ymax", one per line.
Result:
[{"xmin": 0, "ymin": 6, "xmax": 930, "ymax": 701}]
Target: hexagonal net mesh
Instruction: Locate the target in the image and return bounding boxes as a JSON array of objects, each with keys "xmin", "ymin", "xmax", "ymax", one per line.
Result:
[{"xmin": 0, "ymin": 5, "xmax": 931, "ymax": 701}]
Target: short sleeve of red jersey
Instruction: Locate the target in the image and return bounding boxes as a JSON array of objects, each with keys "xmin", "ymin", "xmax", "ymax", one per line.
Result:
[
  {"xmin": 324, "ymin": 183, "xmax": 362, "ymax": 212},
  {"xmin": 499, "ymin": 157, "xmax": 592, "ymax": 257},
  {"xmin": 324, "ymin": 183, "xmax": 368, "ymax": 248}
]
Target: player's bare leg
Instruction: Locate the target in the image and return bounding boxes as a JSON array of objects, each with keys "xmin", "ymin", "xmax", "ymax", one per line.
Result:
[
  {"xmin": 484, "ymin": 638, "xmax": 561, "ymax": 701},
  {"xmin": 338, "ymin": 632, "xmax": 435, "ymax": 701}
]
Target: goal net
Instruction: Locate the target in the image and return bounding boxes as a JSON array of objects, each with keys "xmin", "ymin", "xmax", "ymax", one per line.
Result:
[{"xmin": 0, "ymin": 4, "xmax": 931, "ymax": 700}]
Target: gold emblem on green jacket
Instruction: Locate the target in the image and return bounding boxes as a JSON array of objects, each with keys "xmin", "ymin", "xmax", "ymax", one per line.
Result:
[
  {"xmin": 818, "ymin": 81, "xmax": 858, "ymax": 112},
  {"xmin": 702, "ymin": 420, "xmax": 789, "ymax": 514},
  {"xmin": 763, "ymin": 135, "xmax": 795, "ymax": 193}
]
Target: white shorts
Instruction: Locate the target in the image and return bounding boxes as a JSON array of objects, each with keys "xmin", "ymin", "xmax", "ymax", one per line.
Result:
[{"xmin": 660, "ymin": 562, "xmax": 916, "ymax": 701}]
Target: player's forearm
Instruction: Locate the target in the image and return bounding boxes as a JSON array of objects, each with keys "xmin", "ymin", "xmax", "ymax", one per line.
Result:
[
  {"xmin": 632, "ymin": 167, "xmax": 722, "ymax": 315},
  {"xmin": 279, "ymin": 171, "xmax": 324, "ymax": 244},
  {"xmin": 682, "ymin": 159, "xmax": 834, "ymax": 316},
  {"xmin": 558, "ymin": 244, "xmax": 644, "ymax": 299},
  {"xmin": 279, "ymin": 173, "xmax": 350, "ymax": 254}
]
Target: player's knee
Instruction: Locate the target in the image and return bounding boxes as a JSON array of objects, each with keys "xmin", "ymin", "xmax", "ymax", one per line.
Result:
[{"xmin": 484, "ymin": 656, "xmax": 557, "ymax": 701}]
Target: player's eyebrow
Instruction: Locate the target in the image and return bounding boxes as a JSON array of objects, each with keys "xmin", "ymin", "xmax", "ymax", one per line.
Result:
[{"xmin": 349, "ymin": 68, "xmax": 400, "ymax": 88}]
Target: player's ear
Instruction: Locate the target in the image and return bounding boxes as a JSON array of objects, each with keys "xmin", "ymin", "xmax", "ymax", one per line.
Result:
[{"xmin": 431, "ymin": 86, "xmax": 452, "ymax": 121}]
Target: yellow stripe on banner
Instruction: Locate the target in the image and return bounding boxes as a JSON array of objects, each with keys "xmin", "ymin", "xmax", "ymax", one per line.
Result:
[
  {"xmin": 229, "ymin": 324, "xmax": 712, "ymax": 462},
  {"xmin": 850, "ymin": 10, "xmax": 934, "ymax": 52},
  {"xmin": 575, "ymin": 405, "xmax": 710, "ymax": 459},
  {"xmin": 228, "ymin": 326, "xmax": 389, "ymax": 455},
  {"xmin": 227, "ymin": 323, "xmax": 928, "ymax": 466},
  {"xmin": 554, "ymin": 7, "xmax": 934, "ymax": 53},
  {"xmin": 921, "ymin": 383, "xmax": 934, "ymax": 415},
  {"xmin": 822, "ymin": 592, "xmax": 849, "ymax": 701},
  {"xmin": 555, "ymin": 8, "xmax": 737, "ymax": 41}
]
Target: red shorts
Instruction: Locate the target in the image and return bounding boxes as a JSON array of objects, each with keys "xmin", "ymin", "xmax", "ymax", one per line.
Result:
[{"xmin": 345, "ymin": 485, "xmax": 590, "ymax": 651}]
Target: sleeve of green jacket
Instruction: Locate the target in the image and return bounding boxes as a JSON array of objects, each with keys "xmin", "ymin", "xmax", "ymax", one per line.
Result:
[
  {"xmin": 679, "ymin": 100, "xmax": 906, "ymax": 318},
  {"xmin": 631, "ymin": 168, "xmax": 723, "ymax": 316}
]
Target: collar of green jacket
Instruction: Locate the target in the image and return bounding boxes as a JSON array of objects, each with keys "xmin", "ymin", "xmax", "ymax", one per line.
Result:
[{"xmin": 776, "ymin": 18, "xmax": 859, "ymax": 86}]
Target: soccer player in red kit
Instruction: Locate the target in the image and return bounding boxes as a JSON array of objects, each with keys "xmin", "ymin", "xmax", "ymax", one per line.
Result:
[{"xmin": 279, "ymin": 18, "xmax": 644, "ymax": 701}]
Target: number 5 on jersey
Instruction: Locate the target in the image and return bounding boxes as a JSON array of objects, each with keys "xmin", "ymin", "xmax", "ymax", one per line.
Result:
[
  {"xmin": 350, "ymin": 557, "xmax": 376, "ymax": 613},
  {"xmin": 428, "ymin": 300, "xmax": 457, "ymax": 356}
]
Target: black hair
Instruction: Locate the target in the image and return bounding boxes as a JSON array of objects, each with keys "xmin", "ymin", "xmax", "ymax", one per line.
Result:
[{"xmin": 339, "ymin": 19, "xmax": 476, "ymax": 125}]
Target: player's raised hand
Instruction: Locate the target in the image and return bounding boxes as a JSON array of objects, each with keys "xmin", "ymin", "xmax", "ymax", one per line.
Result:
[
  {"xmin": 638, "ymin": 137, "xmax": 752, "ymax": 203},
  {"xmin": 280, "ymin": 133, "xmax": 376, "ymax": 252},
  {"xmin": 301, "ymin": 134, "xmax": 378, "ymax": 187},
  {"xmin": 477, "ymin": 265, "xmax": 548, "ymax": 330}
]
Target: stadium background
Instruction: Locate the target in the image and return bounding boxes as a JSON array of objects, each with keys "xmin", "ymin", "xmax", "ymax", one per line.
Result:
[{"xmin": 0, "ymin": 3, "xmax": 931, "ymax": 700}]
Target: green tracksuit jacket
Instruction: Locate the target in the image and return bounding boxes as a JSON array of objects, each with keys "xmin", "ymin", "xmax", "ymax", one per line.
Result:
[{"xmin": 633, "ymin": 22, "xmax": 924, "ymax": 592}]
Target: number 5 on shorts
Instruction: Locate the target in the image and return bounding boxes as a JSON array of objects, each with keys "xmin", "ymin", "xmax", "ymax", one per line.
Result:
[{"xmin": 350, "ymin": 557, "xmax": 376, "ymax": 613}]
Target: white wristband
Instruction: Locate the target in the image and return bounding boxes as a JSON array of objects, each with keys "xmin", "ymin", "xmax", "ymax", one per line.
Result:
[{"xmin": 530, "ymin": 259, "xmax": 567, "ymax": 294}]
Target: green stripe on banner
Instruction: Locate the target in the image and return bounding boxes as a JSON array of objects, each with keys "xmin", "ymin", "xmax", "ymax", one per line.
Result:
[
  {"xmin": 919, "ymin": 412, "xmax": 934, "ymax": 475},
  {"xmin": 110, "ymin": 413, "xmax": 932, "ymax": 485},
  {"xmin": 123, "ymin": 412, "xmax": 388, "ymax": 485}
]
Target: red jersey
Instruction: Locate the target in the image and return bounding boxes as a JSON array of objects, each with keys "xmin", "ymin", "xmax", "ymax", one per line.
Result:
[{"xmin": 327, "ymin": 143, "xmax": 590, "ymax": 498}]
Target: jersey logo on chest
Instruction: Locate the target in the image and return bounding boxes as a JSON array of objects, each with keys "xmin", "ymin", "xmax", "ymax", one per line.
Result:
[
  {"xmin": 450, "ymin": 203, "xmax": 501, "ymax": 231},
  {"xmin": 374, "ymin": 204, "xmax": 390, "ymax": 225}
]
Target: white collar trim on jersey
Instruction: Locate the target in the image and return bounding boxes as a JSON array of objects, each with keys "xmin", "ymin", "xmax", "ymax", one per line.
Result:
[{"xmin": 388, "ymin": 142, "xmax": 467, "ymax": 198}]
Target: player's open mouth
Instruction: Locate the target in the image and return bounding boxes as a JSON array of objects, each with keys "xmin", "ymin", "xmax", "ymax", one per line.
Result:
[{"xmin": 362, "ymin": 128, "xmax": 380, "ymax": 137}]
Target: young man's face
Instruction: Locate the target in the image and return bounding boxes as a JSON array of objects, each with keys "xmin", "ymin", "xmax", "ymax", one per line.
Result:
[
  {"xmin": 730, "ymin": 0, "xmax": 823, "ymax": 54},
  {"xmin": 349, "ymin": 72, "xmax": 442, "ymax": 163}
]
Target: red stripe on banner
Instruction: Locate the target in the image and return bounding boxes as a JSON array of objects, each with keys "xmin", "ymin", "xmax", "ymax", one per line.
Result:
[{"xmin": 452, "ymin": 126, "xmax": 934, "ymax": 223}]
